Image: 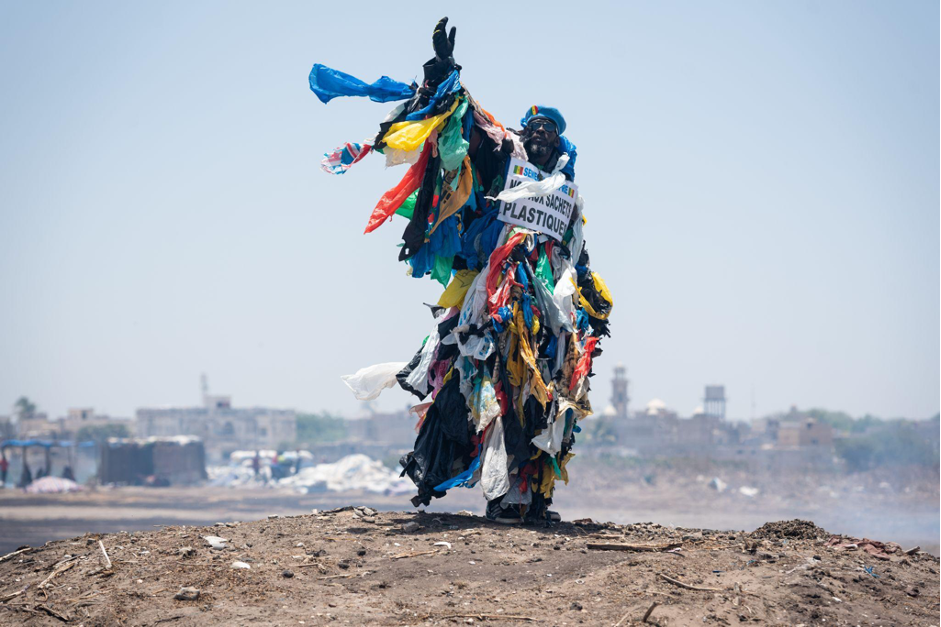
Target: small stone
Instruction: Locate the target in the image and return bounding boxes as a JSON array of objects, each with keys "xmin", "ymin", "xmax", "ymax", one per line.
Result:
[
  {"xmin": 570, "ymin": 602, "xmax": 583, "ymax": 611},
  {"xmin": 268, "ymin": 514, "xmax": 281, "ymax": 520},
  {"xmin": 357, "ymin": 549, "xmax": 367, "ymax": 556},
  {"xmin": 203, "ymin": 536, "xmax": 228, "ymax": 550},
  {"xmin": 231, "ymin": 561, "xmax": 251, "ymax": 570},
  {"xmin": 402, "ymin": 522, "xmax": 420, "ymax": 533},
  {"xmin": 174, "ymin": 587, "xmax": 200, "ymax": 601},
  {"xmin": 178, "ymin": 546, "xmax": 195, "ymax": 557},
  {"xmin": 282, "ymin": 570, "xmax": 294, "ymax": 578}
]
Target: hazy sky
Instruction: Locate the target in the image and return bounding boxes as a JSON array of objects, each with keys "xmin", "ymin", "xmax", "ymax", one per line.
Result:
[{"xmin": 1, "ymin": 1, "xmax": 937, "ymax": 422}]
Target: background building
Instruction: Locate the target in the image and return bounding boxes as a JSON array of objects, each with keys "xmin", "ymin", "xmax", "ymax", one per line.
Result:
[{"xmin": 135, "ymin": 377, "xmax": 296, "ymax": 462}]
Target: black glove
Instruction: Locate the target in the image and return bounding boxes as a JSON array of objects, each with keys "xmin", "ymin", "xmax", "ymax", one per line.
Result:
[
  {"xmin": 411, "ymin": 18, "xmax": 461, "ymax": 114},
  {"xmin": 432, "ymin": 17, "xmax": 456, "ymax": 62},
  {"xmin": 423, "ymin": 17, "xmax": 460, "ymax": 87}
]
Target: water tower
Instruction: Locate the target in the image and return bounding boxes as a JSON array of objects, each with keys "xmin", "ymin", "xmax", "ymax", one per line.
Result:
[{"xmin": 703, "ymin": 385, "xmax": 726, "ymax": 420}]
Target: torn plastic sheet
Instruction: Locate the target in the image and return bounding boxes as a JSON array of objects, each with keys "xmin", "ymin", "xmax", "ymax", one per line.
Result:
[
  {"xmin": 308, "ymin": 64, "xmax": 415, "ymax": 104},
  {"xmin": 433, "ymin": 445, "xmax": 480, "ymax": 492},
  {"xmin": 341, "ymin": 361, "xmax": 409, "ymax": 401},
  {"xmin": 480, "ymin": 416, "xmax": 510, "ymax": 501},
  {"xmin": 488, "ymin": 154, "xmax": 569, "ymax": 204},
  {"xmin": 382, "ymin": 98, "xmax": 460, "ymax": 152},
  {"xmin": 321, "ymin": 141, "xmax": 373, "ymax": 175},
  {"xmin": 531, "ymin": 401, "xmax": 563, "ymax": 455},
  {"xmin": 405, "ymin": 70, "xmax": 461, "ymax": 120},
  {"xmin": 405, "ymin": 308, "xmax": 448, "ymax": 396}
]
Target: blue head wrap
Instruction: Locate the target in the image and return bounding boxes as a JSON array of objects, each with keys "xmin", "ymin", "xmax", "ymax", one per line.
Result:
[{"xmin": 520, "ymin": 105, "xmax": 566, "ymax": 134}]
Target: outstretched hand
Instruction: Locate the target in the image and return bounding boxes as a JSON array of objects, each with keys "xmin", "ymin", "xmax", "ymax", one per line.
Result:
[{"xmin": 432, "ymin": 17, "xmax": 456, "ymax": 61}]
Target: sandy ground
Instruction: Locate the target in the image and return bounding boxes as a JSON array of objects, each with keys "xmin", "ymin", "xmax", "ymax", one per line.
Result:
[
  {"xmin": 0, "ymin": 509, "xmax": 937, "ymax": 626},
  {"xmin": 1, "ymin": 461, "xmax": 937, "ymax": 558}
]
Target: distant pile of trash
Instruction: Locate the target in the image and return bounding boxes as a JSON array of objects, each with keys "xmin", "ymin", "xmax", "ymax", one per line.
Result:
[
  {"xmin": 24, "ymin": 476, "xmax": 84, "ymax": 494},
  {"xmin": 208, "ymin": 454, "xmax": 414, "ymax": 495}
]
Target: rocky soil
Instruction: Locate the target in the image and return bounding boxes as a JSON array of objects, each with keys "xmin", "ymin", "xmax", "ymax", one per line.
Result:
[{"xmin": 0, "ymin": 509, "xmax": 937, "ymax": 626}]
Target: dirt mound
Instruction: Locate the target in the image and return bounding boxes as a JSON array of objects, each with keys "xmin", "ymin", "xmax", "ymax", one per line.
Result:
[
  {"xmin": 751, "ymin": 519, "xmax": 828, "ymax": 540},
  {"xmin": 0, "ymin": 510, "xmax": 936, "ymax": 626}
]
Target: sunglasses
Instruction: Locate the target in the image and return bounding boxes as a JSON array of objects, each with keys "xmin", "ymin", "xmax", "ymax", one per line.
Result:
[{"xmin": 527, "ymin": 119, "xmax": 557, "ymax": 133}]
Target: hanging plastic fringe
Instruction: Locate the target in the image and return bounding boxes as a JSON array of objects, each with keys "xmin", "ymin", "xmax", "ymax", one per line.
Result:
[{"xmin": 321, "ymin": 142, "xmax": 373, "ymax": 175}]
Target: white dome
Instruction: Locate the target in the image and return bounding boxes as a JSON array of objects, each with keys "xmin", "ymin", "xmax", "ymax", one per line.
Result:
[
  {"xmin": 645, "ymin": 398, "xmax": 666, "ymax": 411},
  {"xmin": 601, "ymin": 404, "xmax": 618, "ymax": 417}
]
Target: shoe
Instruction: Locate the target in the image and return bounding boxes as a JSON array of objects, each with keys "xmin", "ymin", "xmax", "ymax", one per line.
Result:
[
  {"xmin": 485, "ymin": 499, "xmax": 524, "ymax": 525},
  {"xmin": 547, "ymin": 510, "xmax": 562, "ymax": 522}
]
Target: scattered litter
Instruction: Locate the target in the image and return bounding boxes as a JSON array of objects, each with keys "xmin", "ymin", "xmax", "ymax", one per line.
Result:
[
  {"xmin": 25, "ymin": 477, "xmax": 84, "ymax": 494},
  {"xmin": 203, "ymin": 536, "xmax": 228, "ymax": 550},
  {"xmin": 708, "ymin": 478, "xmax": 727, "ymax": 492},
  {"xmin": 174, "ymin": 587, "xmax": 200, "ymax": 601},
  {"xmin": 231, "ymin": 561, "xmax": 251, "ymax": 570},
  {"xmin": 278, "ymin": 455, "xmax": 414, "ymax": 495},
  {"xmin": 827, "ymin": 535, "xmax": 900, "ymax": 561},
  {"xmin": 434, "ymin": 542, "xmax": 452, "ymax": 550}
]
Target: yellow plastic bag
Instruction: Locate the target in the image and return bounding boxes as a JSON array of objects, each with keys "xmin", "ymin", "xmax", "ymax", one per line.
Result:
[
  {"xmin": 437, "ymin": 269, "xmax": 479, "ymax": 309},
  {"xmin": 382, "ymin": 99, "xmax": 459, "ymax": 152},
  {"xmin": 578, "ymin": 271, "xmax": 614, "ymax": 320}
]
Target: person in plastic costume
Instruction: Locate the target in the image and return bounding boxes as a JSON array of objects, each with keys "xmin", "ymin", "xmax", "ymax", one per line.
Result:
[{"xmin": 315, "ymin": 18, "xmax": 613, "ymax": 524}]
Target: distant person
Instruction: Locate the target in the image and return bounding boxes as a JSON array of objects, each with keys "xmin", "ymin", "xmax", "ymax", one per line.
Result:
[
  {"xmin": 19, "ymin": 460, "xmax": 32, "ymax": 488},
  {"xmin": 62, "ymin": 465, "xmax": 75, "ymax": 481},
  {"xmin": 0, "ymin": 452, "xmax": 8, "ymax": 487},
  {"xmin": 36, "ymin": 466, "xmax": 47, "ymax": 480},
  {"xmin": 252, "ymin": 451, "xmax": 261, "ymax": 477}
]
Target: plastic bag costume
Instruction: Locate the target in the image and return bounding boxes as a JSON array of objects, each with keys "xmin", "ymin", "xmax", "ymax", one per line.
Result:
[{"xmin": 310, "ymin": 32, "xmax": 613, "ymax": 521}]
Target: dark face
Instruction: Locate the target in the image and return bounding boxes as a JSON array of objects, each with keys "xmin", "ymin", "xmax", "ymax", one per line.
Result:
[{"xmin": 522, "ymin": 118, "xmax": 560, "ymax": 164}]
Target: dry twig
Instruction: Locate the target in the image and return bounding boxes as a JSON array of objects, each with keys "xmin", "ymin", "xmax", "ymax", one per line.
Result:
[
  {"xmin": 36, "ymin": 604, "xmax": 69, "ymax": 622},
  {"xmin": 642, "ymin": 601, "xmax": 660, "ymax": 623},
  {"xmin": 390, "ymin": 549, "xmax": 439, "ymax": 560},
  {"xmin": 317, "ymin": 571, "xmax": 372, "ymax": 580},
  {"xmin": 588, "ymin": 543, "xmax": 681, "ymax": 553},
  {"xmin": 438, "ymin": 614, "xmax": 535, "ymax": 622},
  {"xmin": 0, "ymin": 586, "xmax": 28, "ymax": 604},
  {"xmin": 98, "ymin": 540, "xmax": 112, "ymax": 569},
  {"xmin": 658, "ymin": 573, "xmax": 722, "ymax": 592},
  {"xmin": 38, "ymin": 560, "xmax": 77, "ymax": 589},
  {"xmin": 0, "ymin": 548, "xmax": 31, "ymax": 564}
]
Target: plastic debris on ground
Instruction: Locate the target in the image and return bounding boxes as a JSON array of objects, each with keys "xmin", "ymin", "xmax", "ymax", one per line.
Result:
[
  {"xmin": 277, "ymin": 454, "xmax": 414, "ymax": 495},
  {"xmin": 24, "ymin": 476, "xmax": 84, "ymax": 494},
  {"xmin": 208, "ymin": 454, "xmax": 414, "ymax": 495}
]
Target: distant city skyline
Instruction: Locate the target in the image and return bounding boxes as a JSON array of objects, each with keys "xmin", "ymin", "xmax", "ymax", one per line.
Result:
[{"xmin": 1, "ymin": 2, "xmax": 938, "ymax": 422}]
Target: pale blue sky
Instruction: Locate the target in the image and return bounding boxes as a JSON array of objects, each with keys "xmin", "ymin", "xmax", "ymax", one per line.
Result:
[{"xmin": 0, "ymin": 1, "xmax": 937, "ymax": 422}]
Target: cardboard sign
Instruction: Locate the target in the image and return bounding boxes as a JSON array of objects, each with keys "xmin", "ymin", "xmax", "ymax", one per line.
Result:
[{"xmin": 497, "ymin": 157, "xmax": 578, "ymax": 241}]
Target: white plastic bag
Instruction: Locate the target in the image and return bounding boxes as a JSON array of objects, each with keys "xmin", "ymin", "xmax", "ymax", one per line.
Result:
[
  {"xmin": 480, "ymin": 416, "xmax": 510, "ymax": 501},
  {"xmin": 341, "ymin": 362, "xmax": 408, "ymax": 401}
]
